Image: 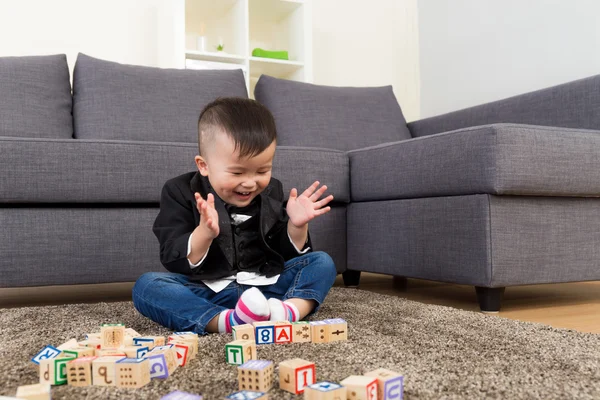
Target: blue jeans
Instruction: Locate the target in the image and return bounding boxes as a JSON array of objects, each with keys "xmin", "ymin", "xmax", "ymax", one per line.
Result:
[{"xmin": 132, "ymin": 251, "xmax": 337, "ymax": 335}]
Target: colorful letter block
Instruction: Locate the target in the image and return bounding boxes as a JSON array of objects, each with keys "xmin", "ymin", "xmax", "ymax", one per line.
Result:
[
  {"xmin": 340, "ymin": 375, "xmax": 378, "ymax": 400},
  {"xmin": 62, "ymin": 347, "xmax": 96, "ymax": 359},
  {"xmin": 133, "ymin": 336, "xmax": 165, "ymax": 350},
  {"xmin": 364, "ymin": 368, "xmax": 403, "ymax": 400},
  {"xmin": 279, "ymin": 358, "xmax": 316, "ymax": 394},
  {"xmin": 225, "ymin": 391, "xmax": 268, "ymax": 400},
  {"xmin": 122, "ymin": 345, "xmax": 149, "ymax": 359},
  {"xmin": 66, "ymin": 356, "xmax": 97, "ymax": 386},
  {"xmin": 147, "ymin": 345, "xmax": 178, "ymax": 375},
  {"xmin": 15, "ymin": 383, "xmax": 51, "ymax": 400},
  {"xmin": 225, "ymin": 340, "xmax": 256, "ymax": 365},
  {"xmin": 304, "ymin": 381, "xmax": 347, "ymax": 400},
  {"xmin": 233, "ymin": 324, "xmax": 255, "ymax": 342},
  {"xmin": 160, "ymin": 391, "xmax": 203, "ymax": 400},
  {"xmin": 274, "ymin": 321, "xmax": 292, "ymax": 344},
  {"xmin": 291, "ymin": 322, "xmax": 312, "ymax": 343},
  {"xmin": 39, "ymin": 356, "xmax": 76, "ymax": 385},
  {"xmin": 101, "ymin": 324, "xmax": 125, "ymax": 349},
  {"xmin": 31, "ymin": 345, "xmax": 61, "ymax": 365},
  {"xmin": 92, "ymin": 356, "xmax": 125, "ymax": 386},
  {"xmin": 237, "ymin": 360, "xmax": 274, "ymax": 392},
  {"xmin": 147, "ymin": 353, "xmax": 170, "ymax": 379},
  {"xmin": 253, "ymin": 322, "xmax": 275, "ymax": 345},
  {"xmin": 309, "ymin": 321, "xmax": 329, "ymax": 344},
  {"xmin": 323, "ymin": 318, "xmax": 348, "ymax": 342},
  {"xmin": 115, "ymin": 358, "xmax": 150, "ymax": 388}
]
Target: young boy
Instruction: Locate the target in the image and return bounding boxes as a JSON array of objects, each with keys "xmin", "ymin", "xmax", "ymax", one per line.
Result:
[{"xmin": 132, "ymin": 97, "xmax": 337, "ymax": 334}]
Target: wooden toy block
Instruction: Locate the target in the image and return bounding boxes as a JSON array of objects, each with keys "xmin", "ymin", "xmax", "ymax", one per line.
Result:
[
  {"xmin": 304, "ymin": 381, "xmax": 347, "ymax": 400},
  {"xmin": 31, "ymin": 345, "xmax": 61, "ymax": 365},
  {"xmin": 115, "ymin": 358, "xmax": 151, "ymax": 388},
  {"xmin": 292, "ymin": 322, "xmax": 312, "ymax": 343},
  {"xmin": 122, "ymin": 345, "xmax": 149, "ymax": 359},
  {"xmin": 364, "ymin": 368, "xmax": 403, "ymax": 400},
  {"xmin": 168, "ymin": 335, "xmax": 197, "ymax": 359},
  {"xmin": 78, "ymin": 339, "xmax": 102, "ymax": 349},
  {"xmin": 273, "ymin": 321, "xmax": 292, "ymax": 344},
  {"xmin": 233, "ymin": 324, "xmax": 255, "ymax": 342},
  {"xmin": 101, "ymin": 324, "xmax": 125, "ymax": 349},
  {"xmin": 160, "ymin": 391, "xmax": 203, "ymax": 399},
  {"xmin": 15, "ymin": 383, "xmax": 51, "ymax": 400},
  {"xmin": 340, "ymin": 375, "xmax": 378, "ymax": 400},
  {"xmin": 66, "ymin": 356, "xmax": 97, "ymax": 386},
  {"xmin": 85, "ymin": 332, "xmax": 102, "ymax": 340},
  {"xmin": 225, "ymin": 340, "xmax": 256, "ymax": 365},
  {"xmin": 92, "ymin": 356, "xmax": 126, "ymax": 386},
  {"xmin": 278, "ymin": 358, "xmax": 316, "ymax": 394},
  {"xmin": 147, "ymin": 345, "xmax": 178, "ymax": 375},
  {"xmin": 225, "ymin": 391, "xmax": 268, "ymax": 399},
  {"xmin": 309, "ymin": 321, "xmax": 329, "ymax": 344},
  {"xmin": 172, "ymin": 342, "xmax": 191, "ymax": 367},
  {"xmin": 95, "ymin": 348, "xmax": 127, "ymax": 357},
  {"xmin": 39, "ymin": 355, "xmax": 76, "ymax": 385},
  {"xmin": 323, "ymin": 318, "xmax": 348, "ymax": 342},
  {"xmin": 253, "ymin": 321, "xmax": 275, "ymax": 345},
  {"xmin": 133, "ymin": 336, "xmax": 165, "ymax": 350},
  {"xmin": 62, "ymin": 346, "xmax": 96, "ymax": 358},
  {"xmin": 56, "ymin": 338, "xmax": 78, "ymax": 350},
  {"xmin": 237, "ymin": 360, "xmax": 274, "ymax": 392},
  {"xmin": 124, "ymin": 328, "xmax": 141, "ymax": 337},
  {"xmin": 146, "ymin": 353, "xmax": 170, "ymax": 379}
]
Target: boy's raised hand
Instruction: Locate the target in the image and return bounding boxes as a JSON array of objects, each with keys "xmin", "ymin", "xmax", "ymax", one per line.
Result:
[
  {"xmin": 286, "ymin": 181, "xmax": 334, "ymax": 228},
  {"xmin": 195, "ymin": 192, "xmax": 220, "ymax": 239}
]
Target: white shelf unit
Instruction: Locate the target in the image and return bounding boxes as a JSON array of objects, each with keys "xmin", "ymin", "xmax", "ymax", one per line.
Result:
[{"xmin": 177, "ymin": 0, "xmax": 312, "ymax": 97}]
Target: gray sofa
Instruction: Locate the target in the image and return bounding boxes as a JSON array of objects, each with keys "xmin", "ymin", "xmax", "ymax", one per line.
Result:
[{"xmin": 1, "ymin": 53, "xmax": 598, "ymax": 312}]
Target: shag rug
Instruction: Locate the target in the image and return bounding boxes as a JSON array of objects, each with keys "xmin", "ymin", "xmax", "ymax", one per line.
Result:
[{"xmin": 1, "ymin": 287, "xmax": 599, "ymax": 399}]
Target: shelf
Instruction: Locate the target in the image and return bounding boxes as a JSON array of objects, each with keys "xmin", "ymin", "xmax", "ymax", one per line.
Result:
[
  {"xmin": 250, "ymin": 57, "xmax": 304, "ymax": 79},
  {"xmin": 186, "ymin": 50, "xmax": 247, "ymax": 64}
]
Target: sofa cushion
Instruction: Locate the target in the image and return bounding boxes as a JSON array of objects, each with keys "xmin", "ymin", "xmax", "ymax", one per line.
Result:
[
  {"xmin": 254, "ymin": 75, "xmax": 412, "ymax": 151},
  {"xmin": 72, "ymin": 53, "xmax": 248, "ymax": 143},
  {"xmin": 0, "ymin": 138, "xmax": 349, "ymax": 204},
  {"xmin": 349, "ymin": 123, "xmax": 600, "ymax": 202},
  {"xmin": 0, "ymin": 54, "xmax": 72, "ymax": 139}
]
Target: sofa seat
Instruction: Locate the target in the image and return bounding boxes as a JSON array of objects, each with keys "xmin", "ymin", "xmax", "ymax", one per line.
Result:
[
  {"xmin": 0, "ymin": 137, "xmax": 350, "ymax": 204},
  {"xmin": 349, "ymin": 123, "xmax": 600, "ymax": 202}
]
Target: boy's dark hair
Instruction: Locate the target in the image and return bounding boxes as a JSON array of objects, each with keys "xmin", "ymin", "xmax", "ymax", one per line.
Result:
[{"xmin": 197, "ymin": 97, "xmax": 277, "ymax": 158}]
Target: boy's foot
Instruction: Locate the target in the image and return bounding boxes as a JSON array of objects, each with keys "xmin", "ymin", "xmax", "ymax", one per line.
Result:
[
  {"xmin": 267, "ymin": 298, "xmax": 300, "ymax": 322},
  {"xmin": 218, "ymin": 287, "xmax": 270, "ymax": 333}
]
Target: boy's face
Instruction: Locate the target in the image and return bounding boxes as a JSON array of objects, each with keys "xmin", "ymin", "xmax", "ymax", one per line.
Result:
[{"xmin": 195, "ymin": 130, "xmax": 276, "ymax": 207}]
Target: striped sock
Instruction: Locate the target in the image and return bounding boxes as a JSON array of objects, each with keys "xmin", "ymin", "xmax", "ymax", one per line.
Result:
[
  {"xmin": 267, "ymin": 298, "xmax": 300, "ymax": 322},
  {"xmin": 218, "ymin": 287, "xmax": 270, "ymax": 333}
]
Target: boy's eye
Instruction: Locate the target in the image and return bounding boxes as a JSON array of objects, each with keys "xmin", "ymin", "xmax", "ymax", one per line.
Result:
[
  {"xmin": 231, "ymin": 172, "xmax": 242, "ymax": 176},
  {"xmin": 258, "ymin": 171, "xmax": 269, "ymax": 175}
]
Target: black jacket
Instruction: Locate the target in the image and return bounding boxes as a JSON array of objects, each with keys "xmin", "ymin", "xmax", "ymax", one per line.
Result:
[{"xmin": 152, "ymin": 172, "xmax": 312, "ymax": 281}]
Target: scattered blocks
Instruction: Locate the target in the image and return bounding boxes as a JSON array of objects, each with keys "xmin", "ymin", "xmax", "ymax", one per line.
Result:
[
  {"xmin": 253, "ymin": 322, "xmax": 275, "ymax": 345},
  {"xmin": 147, "ymin": 345, "xmax": 178, "ymax": 375},
  {"xmin": 146, "ymin": 353, "xmax": 170, "ymax": 379},
  {"xmin": 304, "ymin": 381, "xmax": 347, "ymax": 400},
  {"xmin": 66, "ymin": 356, "xmax": 97, "ymax": 386},
  {"xmin": 323, "ymin": 319, "xmax": 348, "ymax": 342},
  {"xmin": 39, "ymin": 356, "xmax": 76, "ymax": 385},
  {"xmin": 273, "ymin": 321, "xmax": 292, "ymax": 344},
  {"xmin": 279, "ymin": 358, "xmax": 316, "ymax": 394},
  {"xmin": 56, "ymin": 338, "xmax": 78, "ymax": 351},
  {"xmin": 364, "ymin": 368, "xmax": 403, "ymax": 400},
  {"xmin": 121, "ymin": 345, "xmax": 149, "ymax": 359},
  {"xmin": 237, "ymin": 360, "xmax": 274, "ymax": 392},
  {"xmin": 233, "ymin": 324, "xmax": 255, "ymax": 342},
  {"xmin": 340, "ymin": 375, "xmax": 378, "ymax": 400},
  {"xmin": 172, "ymin": 343, "xmax": 191, "ymax": 367},
  {"xmin": 62, "ymin": 347, "xmax": 96, "ymax": 359},
  {"xmin": 160, "ymin": 391, "xmax": 203, "ymax": 400},
  {"xmin": 92, "ymin": 356, "xmax": 125, "ymax": 386},
  {"xmin": 291, "ymin": 322, "xmax": 312, "ymax": 343},
  {"xmin": 309, "ymin": 321, "xmax": 329, "ymax": 344},
  {"xmin": 31, "ymin": 345, "xmax": 61, "ymax": 365},
  {"xmin": 100, "ymin": 324, "xmax": 125, "ymax": 349},
  {"xmin": 225, "ymin": 390, "xmax": 268, "ymax": 399},
  {"xmin": 133, "ymin": 336, "xmax": 165, "ymax": 350},
  {"xmin": 115, "ymin": 358, "xmax": 150, "ymax": 388},
  {"xmin": 15, "ymin": 383, "xmax": 51, "ymax": 400},
  {"xmin": 78, "ymin": 339, "xmax": 102, "ymax": 349},
  {"xmin": 226, "ymin": 340, "xmax": 257, "ymax": 365},
  {"xmin": 94, "ymin": 348, "xmax": 127, "ymax": 357}
]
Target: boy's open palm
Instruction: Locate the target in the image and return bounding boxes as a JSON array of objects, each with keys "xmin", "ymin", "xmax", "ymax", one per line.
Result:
[
  {"xmin": 195, "ymin": 193, "xmax": 220, "ymax": 239},
  {"xmin": 286, "ymin": 181, "xmax": 334, "ymax": 228}
]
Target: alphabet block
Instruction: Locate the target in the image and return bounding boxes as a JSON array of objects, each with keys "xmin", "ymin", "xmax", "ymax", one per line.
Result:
[
  {"xmin": 309, "ymin": 321, "xmax": 329, "ymax": 344},
  {"xmin": 146, "ymin": 353, "xmax": 170, "ymax": 379},
  {"xmin": 168, "ymin": 334, "xmax": 197, "ymax": 360},
  {"xmin": 39, "ymin": 355, "xmax": 76, "ymax": 385},
  {"xmin": 278, "ymin": 358, "xmax": 316, "ymax": 394},
  {"xmin": 124, "ymin": 328, "xmax": 141, "ymax": 337},
  {"xmin": 115, "ymin": 358, "xmax": 150, "ymax": 388},
  {"xmin": 160, "ymin": 391, "xmax": 203, "ymax": 399},
  {"xmin": 66, "ymin": 356, "xmax": 97, "ymax": 386},
  {"xmin": 253, "ymin": 322, "xmax": 275, "ymax": 345},
  {"xmin": 304, "ymin": 381, "xmax": 347, "ymax": 400},
  {"xmin": 147, "ymin": 345, "xmax": 178, "ymax": 375},
  {"xmin": 233, "ymin": 324, "xmax": 255, "ymax": 342},
  {"xmin": 94, "ymin": 348, "xmax": 127, "ymax": 357},
  {"xmin": 273, "ymin": 321, "xmax": 292, "ymax": 344},
  {"xmin": 291, "ymin": 322, "xmax": 311, "ymax": 343},
  {"xmin": 364, "ymin": 368, "xmax": 403, "ymax": 400},
  {"xmin": 62, "ymin": 347, "xmax": 96, "ymax": 359},
  {"xmin": 78, "ymin": 339, "xmax": 102, "ymax": 349},
  {"xmin": 323, "ymin": 318, "xmax": 348, "ymax": 342},
  {"xmin": 15, "ymin": 383, "xmax": 51, "ymax": 400},
  {"xmin": 101, "ymin": 324, "xmax": 125, "ymax": 349},
  {"xmin": 225, "ymin": 340, "xmax": 256, "ymax": 365},
  {"xmin": 122, "ymin": 345, "xmax": 149, "ymax": 359},
  {"xmin": 340, "ymin": 375, "xmax": 378, "ymax": 400},
  {"xmin": 237, "ymin": 360, "xmax": 274, "ymax": 392},
  {"xmin": 31, "ymin": 345, "xmax": 61, "ymax": 365},
  {"xmin": 56, "ymin": 338, "xmax": 78, "ymax": 350},
  {"xmin": 92, "ymin": 356, "xmax": 125, "ymax": 386},
  {"xmin": 133, "ymin": 336, "xmax": 165, "ymax": 350},
  {"xmin": 225, "ymin": 391, "xmax": 268, "ymax": 399}
]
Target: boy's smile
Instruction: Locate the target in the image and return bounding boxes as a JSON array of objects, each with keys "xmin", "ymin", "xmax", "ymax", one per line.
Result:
[{"xmin": 195, "ymin": 131, "xmax": 276, "ymax": 207}]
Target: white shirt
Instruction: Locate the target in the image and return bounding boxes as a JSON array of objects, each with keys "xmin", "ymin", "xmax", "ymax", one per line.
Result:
[{"xmin": 187, "ymin": 212, "xmax": 310, "ymax": 293}]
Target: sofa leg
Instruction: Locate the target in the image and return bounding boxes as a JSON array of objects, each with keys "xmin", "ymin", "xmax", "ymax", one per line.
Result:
[
  {"xmin": 392, "ymin": 276, "xmax": 408, "ymax": 291},
  {"xmin": 475, "ymin": 286, "xmax": 506, "ymax": 312},
  {"xmin": 342, "ymin": 270, "xmax": 361, "ymax": 287}
]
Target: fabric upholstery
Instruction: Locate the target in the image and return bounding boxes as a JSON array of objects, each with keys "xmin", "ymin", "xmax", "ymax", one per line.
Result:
[
  {"xmin": 349, "ymin": 123, "xmax": 600, "ymax": 202},
  {"xmin": 72, "ymin": 53, "xmax": 248, "ymax": 143},
  {"xmin": 0, "ymin": 54, "xmax": 72, "ymax": 139},
  {"xmin": 254, "ymin": 75, "xmax": 412, "ymax": 151}
]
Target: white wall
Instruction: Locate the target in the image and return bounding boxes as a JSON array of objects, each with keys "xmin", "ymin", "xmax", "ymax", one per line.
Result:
[{"xmin": 418, "ymin": 0, "xmax": 600, "ymax": 118}]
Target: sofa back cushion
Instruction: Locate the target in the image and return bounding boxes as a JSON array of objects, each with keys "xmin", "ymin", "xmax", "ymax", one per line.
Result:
[
  {"xmin": 254, "ymin": 75, "xmax": 412, "ymax": 151},
  {"xmin": 72, "ymin": 53, "xmax": 248, "ymax": 143},
  {"xmin": 0, "ymin": 54, "xmax": 73, "ymax": 139}
]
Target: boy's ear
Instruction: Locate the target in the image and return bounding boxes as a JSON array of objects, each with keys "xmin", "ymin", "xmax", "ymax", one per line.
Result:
[{"xmin": 195, "ymin": 155, "xmax": 209, "ymax": 177}]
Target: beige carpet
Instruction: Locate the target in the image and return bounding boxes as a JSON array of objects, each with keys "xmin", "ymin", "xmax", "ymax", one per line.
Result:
[{"xmin": 1, "ymin": 287, "xmax": 599, "ymax": 399}]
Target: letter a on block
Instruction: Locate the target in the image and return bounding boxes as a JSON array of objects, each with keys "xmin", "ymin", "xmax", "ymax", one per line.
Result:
[{"xmin": 275, "ymin": 322, "xmax": 292, "ymax": 344}]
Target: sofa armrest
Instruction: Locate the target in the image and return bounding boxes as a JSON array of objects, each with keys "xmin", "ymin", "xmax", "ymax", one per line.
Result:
[
  {"xmin": 348, "ymin": 123, "xmax": 600, "ymax": 202},
  {"xmin": 408, "ymin": 74, "xmax": 600, "ymax": 137}
]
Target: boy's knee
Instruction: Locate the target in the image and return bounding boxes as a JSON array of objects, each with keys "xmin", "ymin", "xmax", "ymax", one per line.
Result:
[{"xmin": 309, "ymin": 251, "xmax": 337, "ymax": 278}]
